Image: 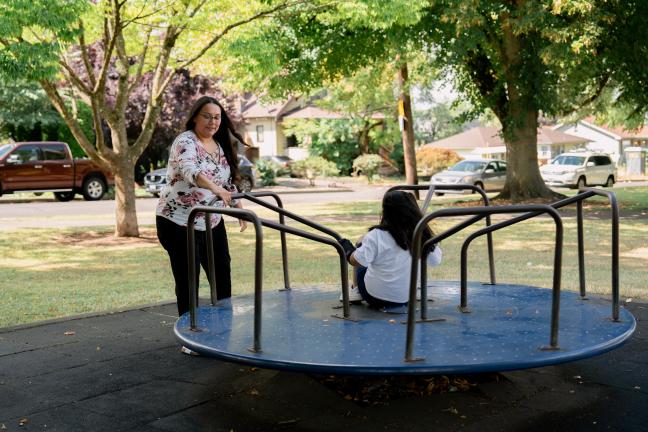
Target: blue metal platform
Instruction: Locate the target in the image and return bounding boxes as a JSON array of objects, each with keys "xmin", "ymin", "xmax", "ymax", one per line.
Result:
[{"xmin": 175, "ymin": 282, "xmax": 636, "ymax": 375}]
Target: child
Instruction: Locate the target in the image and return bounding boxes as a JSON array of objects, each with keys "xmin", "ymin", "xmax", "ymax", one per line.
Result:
[{"xmin": 339, "ymin": 190, "xmax": 442, "ymax": 308}]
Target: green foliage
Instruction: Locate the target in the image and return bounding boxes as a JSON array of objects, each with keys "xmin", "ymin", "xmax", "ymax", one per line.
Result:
[
  {"xmin": 0, "ymin": 78, "xmax": 92, "ymax": 156},
  {"xmin": 255, "ymin": 159, "xmax": 280, "ymax": 186},
  {"xmin": 352, "ymin": 154, "xmax": 383, "ymax": 182},
  {"xmin": 54, "ymin": 102, "xmax": 94, "ymax": 158},
  {"xmin": 416, "ymin": 147, "xmax": 462, "ymax": 176},
  {"xmin": 0, "ymin": 79, "xmax": 61, "ymax": 139},
  {"xmin": 0, "ymin": 0, "xmax": 87, "ymax": 81},
  {"xmin": 291, "ymin": 156, "xmax": 339, "ymax": 185},
  {"xmin": 283, "ymin": 119, "xmax": 361, "ymax": 174}
]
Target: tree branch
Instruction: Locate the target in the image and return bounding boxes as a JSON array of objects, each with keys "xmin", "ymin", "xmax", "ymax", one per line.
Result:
[
  {"xmin": 172, "ymin": 1, "xmax": 299, "ymax": 75},
  {"xmin": 572, "ymin": 73, "xmax": 611, "ymax": 113},
  {"xmin": 465, "ymin": 48, "xmax": 508, "ymax": 120},
  {"xmin": 39, "ymin": 79, "xmax": 114, "ymax": 168},
  {"xmin": 58, "ymin": 58, "xmax": 93, "ymax": 96},
  {"xmin": 128, "ymin": 27, "xmax": 152, "ymax": 93},
  {"xmin": 78, "ymin": 20, "xmax": 97, "ymax": 88}
]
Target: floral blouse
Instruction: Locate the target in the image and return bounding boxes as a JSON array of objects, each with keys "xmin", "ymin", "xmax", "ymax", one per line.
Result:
[{"xmin": 156, "ymin": 130, "xmax": 236, "ymax": 231}]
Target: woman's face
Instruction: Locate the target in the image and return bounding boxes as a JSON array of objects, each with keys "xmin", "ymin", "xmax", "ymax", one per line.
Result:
[{"xmin": 193, "ymin": 103, "xmax": 222, "ymax": 140}]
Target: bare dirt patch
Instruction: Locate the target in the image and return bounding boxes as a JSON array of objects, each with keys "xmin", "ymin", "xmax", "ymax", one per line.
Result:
[
  {"xmin": 621, "ymin": 247, "xmax": 648, "ymax": 260},
  {"xmin": 54, "ymin": 228, "xmax": 159, "ymax": 249}
]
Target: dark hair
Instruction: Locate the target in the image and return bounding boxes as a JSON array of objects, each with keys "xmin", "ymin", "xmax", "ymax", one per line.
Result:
[
  {"xmin": 185, "ymin": 96, "xmax": 247, "ymax": 183},
  {"xmin": 370, "ymin": 190, "xmax": 433, "ymax": 252}
]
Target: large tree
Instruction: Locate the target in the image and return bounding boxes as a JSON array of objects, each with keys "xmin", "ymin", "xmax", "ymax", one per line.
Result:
[
  {"xmin": 0, "ymin": 0, "xmax": 299, "ymax": 236},
  {"xmin": 419, "ymin": 0, "xmax": 648, "ymax": 200},
  {"xmin": 224, "ymin": 0, "xmax": 648, "ymax": 201}
]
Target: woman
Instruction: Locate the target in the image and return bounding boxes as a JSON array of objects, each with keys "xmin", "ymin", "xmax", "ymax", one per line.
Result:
[
  {"xmin": 340, "ymin": 190, "xmax": 442, "ymax": 309},
  {"xmin": 156, "ymin": 96, "xmax": 247, "ymax": 325}
]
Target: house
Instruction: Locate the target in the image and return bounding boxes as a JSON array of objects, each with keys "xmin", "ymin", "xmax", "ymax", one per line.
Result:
[
  {"xmin": 239, "ymin": 95, "xmax": 385, "ymax": 161},
  {"xmin": 423, "ymin": 126, "xmax": 588, "ymax": 163},
  {"xmin": 553, "ymin": 118, "xmax": 648, "ymax": 163},
  {"xmin": 240, "ymin": 96, "xmax": 344, "ymax": 161}
]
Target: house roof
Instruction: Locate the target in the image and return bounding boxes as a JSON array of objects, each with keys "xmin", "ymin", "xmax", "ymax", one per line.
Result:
[
  {"xmin": 281, "ymin": 105, "xmax": 343, "ymax": 120},
  {"xmin": 556, "ymin": 117, "xmax": 648, "ymax": 140},
  {"xmin": 240, "ymin": 97, "xmax": 289, "ymax": 119},
  {"xmin": 584, "ymin": 117, "xmax": 648, "ymax": 139},
  {"xmin": 425, "ymin": 126, "xmax": 588, "ymax": 149},
  {"xmin": 241, "ymin": 95, "xmax": 386, "ymax": 121}
]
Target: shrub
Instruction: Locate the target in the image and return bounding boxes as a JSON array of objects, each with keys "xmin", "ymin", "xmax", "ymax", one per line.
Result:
[
  {"xmin": 352, "ymin": 154, "xmax": 384, "ymax": 183},
  {"xmin": 416, "ymin": 147, "xmax": 462, "ymax": 176},
  {"xmin": 291, "ymin": 156, "xmax": 339, "ymax": 186},
  {"xmin": 255, "ymin": 159, "xmax": 280, "ymax": 186}
]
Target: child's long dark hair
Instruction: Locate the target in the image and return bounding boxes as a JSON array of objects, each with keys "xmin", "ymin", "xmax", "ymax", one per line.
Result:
[{"xmin": 370, "ymin": 190, "xmax": 433, "ymax": 252}]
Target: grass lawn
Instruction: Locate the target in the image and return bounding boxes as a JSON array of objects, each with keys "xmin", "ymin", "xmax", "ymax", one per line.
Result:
[{"xmin": 1, "ymin": 190, "xmax": 646, "ymax": 328}]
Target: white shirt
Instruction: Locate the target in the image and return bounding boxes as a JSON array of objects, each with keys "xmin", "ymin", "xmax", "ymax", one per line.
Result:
[{"xmin": 353, "ymin": 228, "xmax": 442, "ymax": 303}]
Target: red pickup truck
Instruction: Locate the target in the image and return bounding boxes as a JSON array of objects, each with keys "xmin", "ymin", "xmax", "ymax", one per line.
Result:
[{"xmin": 0, "ymin": 141, "xmax": 114, "ymax": 201}]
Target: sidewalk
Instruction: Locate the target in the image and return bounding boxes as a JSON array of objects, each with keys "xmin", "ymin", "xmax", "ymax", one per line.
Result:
[{"xmin": 0, "ymin": 300, "xmax": 645, "ymax": 431}]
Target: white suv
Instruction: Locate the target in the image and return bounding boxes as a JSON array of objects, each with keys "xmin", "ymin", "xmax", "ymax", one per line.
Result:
[{"xmin": 540, "ymin": 151, "xmax": 616, "ymax": 188}]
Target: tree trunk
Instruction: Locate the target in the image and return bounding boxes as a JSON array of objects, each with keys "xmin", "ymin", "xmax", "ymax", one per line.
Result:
[
  {"xmin": 113, "ymin": 160, "xmax": 140, "ymax": 237},
  {"xmin": 397, "ymin": 63, "xmax": 418, "ymax": 189},
  {"xmin": 499, "ymin": 108, "xmax": 559, "ymax": 201},
  {"xmin": 359, "ymin": 123, "xmax": 370, "ymax": 154},
  {"xmin": 497, "ymin": 18, "xmax": 560, "ymax": 202}
]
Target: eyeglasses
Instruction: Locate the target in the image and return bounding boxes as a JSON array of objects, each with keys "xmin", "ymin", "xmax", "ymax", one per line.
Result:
[{"xmin": 198, "ymin": 113, "xmax": 221, "ymax": 122}]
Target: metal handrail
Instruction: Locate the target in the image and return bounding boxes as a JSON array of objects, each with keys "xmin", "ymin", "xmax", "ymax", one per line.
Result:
[
  {"xmin": 208, "ymin": 191, "xmax": 345, "ymax": 294},
  {"xmin": 208, "ymin": 192, "xmax": 352, "ymax": 315},
  {"xmin": 208, "ymin": 192, "xmax": 290, "ymax": 290},
  {"xmin": 387, "ymin": 183, "xmax": 496, "ymax": 286},
  {"xmin": 580, "ymin": 188, "xmax": 619, "ymax": 320},
  {"xmin": 187, "ymin": 206, "xmax": 264, "ymax": 352},
  {"xmin": 241, "ymin": 192, "xmax": 290, "ymax": 290},
  {"xmin": 187, "ymin": 205, "xmax": 351, "ymax": 354},
  {"xmin": 454, "ymin": 188, "xmax": 619, "ymax": 320},
  {"xmin": 405, "ymin": 204, "xmax": 564, "ymax": 362},
  {"xmin": 254, "ymin": 217, "xmax": 351, "ymax": 318}
]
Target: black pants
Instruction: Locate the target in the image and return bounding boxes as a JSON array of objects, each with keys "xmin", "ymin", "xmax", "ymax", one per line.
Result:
[{"xmin": 156, "ymin": 216, "xmax": 231, "ymax": 316}]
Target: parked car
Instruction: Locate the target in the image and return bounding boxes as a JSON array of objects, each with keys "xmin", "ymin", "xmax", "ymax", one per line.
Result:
[
  {"xmin": 145, "ymin": 155, "xmax": 256, "ymax": 197},
  {"xmin": 430, "ymin": 158, "xmax": 507, "ymax": 194},
  {"xmin": 0, "ymin": 141, "xmax": 114, "ymax": 201},
  {"xmin": 540, "ymin": 151, "xmax": 616, "ymax": 188},
  {"xmin": 260, "ymin": 155, "xmax": 293, "ymax": 176}
]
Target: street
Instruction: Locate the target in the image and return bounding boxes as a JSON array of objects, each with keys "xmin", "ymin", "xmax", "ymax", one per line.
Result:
[{"xmin": 0, "ymin": 186, "xmax": 388, "ymax": 230}]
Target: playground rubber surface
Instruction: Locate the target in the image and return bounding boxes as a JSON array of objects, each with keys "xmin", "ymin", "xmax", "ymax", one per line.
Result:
[{"xmin": 1, "ymin": 299, "xmax": 646, "ymax": 431}]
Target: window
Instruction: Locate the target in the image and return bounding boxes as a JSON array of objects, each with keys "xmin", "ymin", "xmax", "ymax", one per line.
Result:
[
  {"xmin": 497, "ymin": 161, "xmax": 507, "ymax": 172},
  {"xmin": 256, "ymin": 125, "xmax": 264, "ymax": 143},
  {"xmin": 594, "ymin": 156, "xmax": 611, "ymax": 166},
  {"xmin": 0, "ymin": 144, "xmax": 15, "ymax": 159},
  {"xmin": 12, "ymin": 145, "xmax": 41, "ymax": 163},
  {"xmin": 449, "ymin": 161, "xmax": 487, "ymax": 172},
  {"xmin": 286, "ymin": 134, "xmax": 298, "ymax": 148},
  {"xmin": 41, "ymin": 144, "xmax": 67, "ymax": 161},
  {"xmin": 552, "ymin": 155, "xmax": 585, "ymax": 166},
  {"xmin": 485, "ymin": 163, "xmax": 497, "ymax": 172}
]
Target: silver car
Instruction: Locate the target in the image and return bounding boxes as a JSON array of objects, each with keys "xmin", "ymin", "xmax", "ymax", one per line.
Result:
[
  {"xmin": 540, "ymin": 151, "xmax": 616, "ymax": 188},
  {"xmin": 431, "ymin": 158, "xmax": 507, "ymax": 194}
]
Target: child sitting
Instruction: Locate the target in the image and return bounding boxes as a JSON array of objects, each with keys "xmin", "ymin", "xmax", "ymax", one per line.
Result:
[{"xmin": 340, "ymin": 190, "xmax": 442, "ymax": 308}]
